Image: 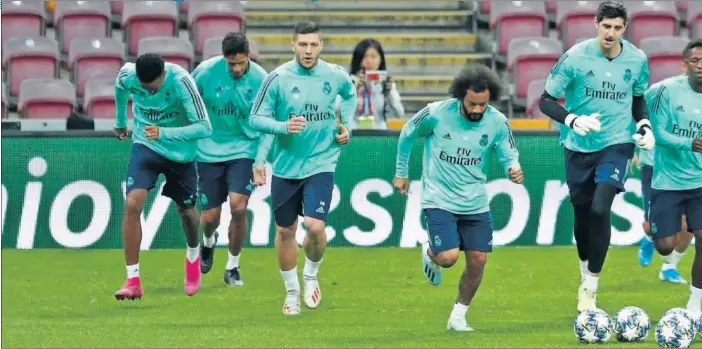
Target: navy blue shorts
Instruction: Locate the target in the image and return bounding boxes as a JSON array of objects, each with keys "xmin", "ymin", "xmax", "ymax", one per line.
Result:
[
  {"xmin": 564, "ymin": 143, "xmax": 635, "ymax": 205},
  {"xmin": 125, "ymin": 143, "xmax": 198, "ymax": 207},
  {"xmin": 271, "ymin": 172, "xmax": 334, "ymax": 227},
  {"xmin": 640, "ymin": 165, "xmax": 653, "ymax": 221},
  {"xmin": 423, "ymin": 208, "xmax": 494, "ymax": 254},
  {"xmin": 649, "ymin": 188, "xmax": 702, "ymax": 240},
  {"xmin": 197, "ymin": 158, "xmax": 254, "ymax": 210}
]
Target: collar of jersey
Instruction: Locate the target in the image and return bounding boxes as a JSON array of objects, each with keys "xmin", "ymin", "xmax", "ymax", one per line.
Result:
[{"xmin": 294, "ymin": 59, "xmax": 320, "ymax": 75}]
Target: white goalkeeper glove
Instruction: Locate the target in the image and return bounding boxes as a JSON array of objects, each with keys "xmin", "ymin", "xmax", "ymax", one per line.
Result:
[
  {"xmin": 565, "ymin": 113, "xmax": 601, "ymax": 136},
  {"xmin": 633, "ymin": 119, "xmax": 655, "ymax": 150}
]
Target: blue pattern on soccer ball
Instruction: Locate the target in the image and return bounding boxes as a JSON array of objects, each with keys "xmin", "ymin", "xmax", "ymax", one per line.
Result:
[
  {"xmin": 664, "ymin": 308, "xmax": 698, "ymax": 341},
  {"xmin": 614, "ymin": 306, "xmax": 651, "ymax": 342},
  {"xmin": 656, "ymin": 313, "xmax": 695, "ymax": 348},
  {"xmin": 574, "ymin": 308, "xmax": 613, "ymax": 344}
]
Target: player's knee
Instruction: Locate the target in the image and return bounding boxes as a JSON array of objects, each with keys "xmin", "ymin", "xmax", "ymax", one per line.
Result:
[
  {"xmin": 590, "ymin": 201, "xmax": 610, "ymax": 222},
  {"xmin": 303, "ymin": 218, "xmax": 325, "ymax": 237},
  {"xmin": 124, "ymin": 195, "xmax": 145, "ymax": 216},
  {"xmin": 467, "ymin": 251, "xmax": 488, "ymax": 269},
  {"xmin": 681, "ymin": 216, "xmax": 689, "ymax": 234},
  {"xmin": 229, "ymin": 196, "xmax": 248, "ymax": 220},
  {"xmin": 435, "ymin": 249, "xmax": 459, "ymax": 268},
  {"xmin": 230, "ymin": 207, "xmax": 247, "ymax": 223},
  {"xmin": 276, "ymin": 224, "xmax": 297, "ymax": 241},
  {"xmin": 175, "ymin": 204, "xmax": 197, "ymax": 219},
  {"xmin": 642, "ymin": 221, "xmax": 651, "ymax": 235},
  {"xmin": 654, "ymin": 237, "xmax": 676, "ymax": 256},
  {"xmin": 200, "ymin": 209, "xmax": 221, "ymax": 227}
]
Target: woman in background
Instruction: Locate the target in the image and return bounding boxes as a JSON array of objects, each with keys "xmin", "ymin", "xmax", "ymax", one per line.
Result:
[{"xmin": 342, "ymin": 38, "xmax": 404, "ymax": 129}]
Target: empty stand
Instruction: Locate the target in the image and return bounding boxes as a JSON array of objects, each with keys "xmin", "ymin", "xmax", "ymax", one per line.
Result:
[
  {"xmin": 54, "ymin": 1, "xmax": 112, "ymax": 56},
  {"xmin": 507, "ymin": 37, "xmax": 562, "ymax": 102},
  {"xmin": 203, "ymin": 36, "xmax": 223, "ymax": 60},
  {"xmin": 138, "ymin": 37, "xmax": 194, "ymax": 71},
  {"xmin": 68, "ymin": 37, "xmax": 124, "ymax": 98},
  {"xmin": 122, "ymin": 1, "xmax": 178, "ymax": 57},
  {"xmin": 640, "ymin": 36, "xmax": 688, "ymax": 84},
  {"xmin": 556, "ymin": 1, "xmax": 599, "ymax": 49},
  {"xmin": 1, "ymin": 0, "xmax": 46, "ymax": 43},
  {"xmin": 625, "ymin": 1, "xmax": 679, "ymax": 47},
  {"xmin": 188, "ymin": 1, "xmax": 245, "ymax": 56},
  {"xmin": 2, "ymin": 37, "xmax": 59, "ymax": 103},
  {"xmin": 18, "ymin": 79, "xmax": 76, "ymax": 119},
  {"xmin": 689, "ymin": 1, "xmax": 702, "ymax": 39},
  {"xmin": 490, "ymin": 1, "xmax": 547, "ymax": 56},
  {"xmin": 83, "ymin": 78, "xmax": 116, "ymax": 119}
]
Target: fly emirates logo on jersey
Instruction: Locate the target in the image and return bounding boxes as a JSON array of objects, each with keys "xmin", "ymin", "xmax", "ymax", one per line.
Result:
[
  {"xmin": 439, "ymin": 147, "xmax": 483, "ymax": 166},
  {"xmin": 671, "ymin": 120, "xmax": 702, "ymax": 138},
  {"xmin": 289, "ymin": 103, "xmax": 333, "ymax": 122}
]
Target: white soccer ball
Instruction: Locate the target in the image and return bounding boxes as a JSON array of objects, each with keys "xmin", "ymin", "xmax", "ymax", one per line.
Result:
[
  {"xmin": 613, "ymin": 306, "xmax": 651, "ymax": 342},
  {"xmin": 574, "ymin": 308, "xmax": 613, "ymax": 344},
  {"xmin": 656, "ymin": 313, "xmax": 695, "ymax": 348},
  {"xmin": 664, "ymin": 308, "xmax": 698, "ymax": 340}
]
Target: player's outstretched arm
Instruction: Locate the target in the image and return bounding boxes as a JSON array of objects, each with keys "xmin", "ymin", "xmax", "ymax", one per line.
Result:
[
  {"xmin": 159, "ymin": 75, "xmax": 212, "ymax": 141},
  {"xmin": 395, "ymin": 107, "xmax": 436, "ymax": 179},
  {"xmin": 495, "ymin": 120, "xmax": 522, "ymax": 178},
  {"xmin": 649, "ymin": 86, "xmax": 694, "ymax": 151},
  {"xmin": 249, "ymin": 73, "xmax": 288, "ymax": 135}
]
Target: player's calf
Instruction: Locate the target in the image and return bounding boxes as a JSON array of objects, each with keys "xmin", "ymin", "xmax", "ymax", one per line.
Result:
[
  {"xmin": 302, "ymin": 217, "xmax": 327, "ymax": 309},
  {"xmin": 199, "ymin": 208, "xmax": 221, "ymax": 274}
]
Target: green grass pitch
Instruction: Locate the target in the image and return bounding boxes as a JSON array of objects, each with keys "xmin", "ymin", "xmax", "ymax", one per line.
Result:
[{"xmin": 1, "ymin": 246, "xmax": 695, "ymax": 347}]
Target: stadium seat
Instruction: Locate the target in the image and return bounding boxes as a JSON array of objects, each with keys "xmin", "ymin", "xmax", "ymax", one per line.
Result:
[
  {"xmin": 677, "ymin": 0, "xmax": 689, "ymax": 15},
  {"xmin": 507, "ymin": 37, "xmax": 562, "ymax": 101},
  {"xmin": 138, "ymin": 37, "xmax": 194, "ymax": 71},
  {"xmin": 248, "ymin": 38, "xmax": 261, "ymax": 62},
  {"xmin": 68, "ymin": 37, "xmax": 124, "ymax": 98},
  {"xmin": 203, "ymin": 36, "xmax": 223, "ymax": 60},
  {"xmin": 546, "ymin": 0, "xmax": 558, "ymax": 14},
  {"xmin": 2, "ymin": 83, "xmax": 8, "ymax": 119},
  {"xmin": 18, "ymin": 79, "xmax": 76, "ymax": 119},
  {"xmin": 54, "ymin": 1, "xmax": 112, "ymax": 56},
  {"xmin": 188, "ymin": 1, "xmax": 245, "ymax": 55},
  {"xmin": 180, "ymin": 0, "xmax": 189, "ymax": 16},
  {"xmin": 526, "ymin": 79, "xmax": 564, "ymax": 119},
  {"xmin": 481, "ymin": 0, "xmax": 491, "ymax": 14},
  {"xmin": 639, "ymin": 36, "xmax": 688, "ymax": 84},
  {"xmin": 122, "ymin": 1, "xmax": 178, "ymax": 57},
  {"xmin": 111, "ymin": 0, "xmax": 123, "ymax": 15},
  {"xmin": 1, "ymin": 0, "xmax": 46, "ymax": 43},
  {"xmin": 490, "ymin": 1, "xmax": 547, "ymax": 56},
  {"xmin": 83, "ymin": 78, "xmax": 115, "ymax": 119},
  {"xmin": 625, "ymin": 1, "xmax": 679, "ymax": 47},
  {"xmin": 2, "ymin": 37, "xmax": 59, "ymax": 101},
  {"xmin": 689, "ymin": 1, "xmax": 702, "ymax": 39},
  {"xmin": 556, "ymin": 0, "xmax": 599, "ymax": 49}
]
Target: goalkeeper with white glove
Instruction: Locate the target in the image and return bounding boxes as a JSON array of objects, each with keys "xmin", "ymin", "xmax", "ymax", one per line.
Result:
[{"xmin": 537, "ymin": 35, "xmax": 652, "ymax": 314}]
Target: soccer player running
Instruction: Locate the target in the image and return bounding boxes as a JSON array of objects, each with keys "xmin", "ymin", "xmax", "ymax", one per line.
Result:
[
  {"xmin": 636, "ymin": 143, "xmax": 691, "ymax": 283},
  {"xmin": 645, "ymin": 39, "xmax": 702, "ymax": 317},
  {"xmin": 394, "ymin": 64, "xmax": 524, "ymax": 331},
  {"xmin": 538, "ymin": 0, "xmax": 655, "ymax": 312},
  {"xmin": 113, "ymin": 54, "xmax": 212, "ymax": 300},
  {"xmin": 192, "ymin": 32, "xmax": 268, "ymax": 286},
  {"xmin": 248, "ymin": 21, "xmax": 356, "ymax": 315}
]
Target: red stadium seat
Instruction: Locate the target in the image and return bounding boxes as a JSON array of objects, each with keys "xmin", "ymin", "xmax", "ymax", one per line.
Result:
[
  {"xmin": 188, "ymin": 1, "xmax": 245, "ymax": 55},
  {"xmin": 203, "ymin": 36, "xmax": 223, "ymax": 60},
  {"xmin": 180, "ymin": 0, "xmax": 189, "ymax": 16},
  {"xmin": 507, "ymin": 37, "xmax": 562, "ymax": 100},
  {"xmin": 677, "ymin": 0, "xmax": 688, "ymax": 14},
  {"xmin": 2, "ymin": 83, "xmax": 8, "ymax": 119},
  {"xmin": 1, "ymin": 0, "xmax": 46, "ymax": 42},
  {"xmin": 490, "ymin": 1, "xmax": 547, "ymax": 56},
  {"xmin": 138, "ymin": 37, "xmax": 194, "ymax": 71},
  {"xmin": 69, "ymin": 37, "xmax": 124, "ymax": 98},
  {"xmin": 248, "ymin": 38, "xmax": 261, "ymax": 62},
  {"xmin": 689, "ymin": 1, "xmax": 702, "ymax": 39},
  {"xmin": 54, "ymin": 1, "xmax": 111, "ymax": 56},
  {"xmin": 122, "ymin": 1, "xmax": 178, "ymax": 57},
  {"xmin": 83, "ymin": 78, "xmax": 116, "ymax": 119},
  {"xmin": 2, "ymin": 37, "xmax": 59, "ymax": 100},
  {"xmin": 625, "ymin": 1, "xmax": 679, "ymax": 47},
  {"xmin": 481, "ymin": 0, "xmax": 491, "ymax": 14},
  {"xmin": 111, "ymin": 0, "xmax": 123, "ymax": 15},
  {"xmin": 546, "ymin": 0, "xmax": 558, "ymax": 14},
  {"xmin": 526, "ymin": 79, "xmax": 564, "ymax": 119},
  {"xmin": 639, "ymin": 36, "xmax": 688, "ymax": 84},
  {"xmin": 556, "ymin": 1, "xmax": 598, "ymax": 49},
  {"xmin": 18, "ymin": 79, "xmax": 76, "ymax": 119}
]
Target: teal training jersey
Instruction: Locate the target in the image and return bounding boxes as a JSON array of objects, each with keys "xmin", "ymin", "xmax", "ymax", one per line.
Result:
[
  {"xmin": 249, "ymin": 59, "xmax": 357, "ymax": 179},
  {"xmin": 192, "ymin": 57, "xmax": 267, "ymax": 163},
  {"xmin": 647, "ymin": 75, "xmax": 702, "ymax": 191},
  {"xmin": 395, "ymin": 99, "xmax": 521, "ymax": 215},
  {"xmin": 544, "ymin": 38, "xmax": 649, "ymax": 153},
  {"xmin": 115, "ymin": 62, "xmax": 212, "ymax": 163},
  {"xmin": 638, "ymin": 148, "xmax": 654, "ymax": 167}
]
